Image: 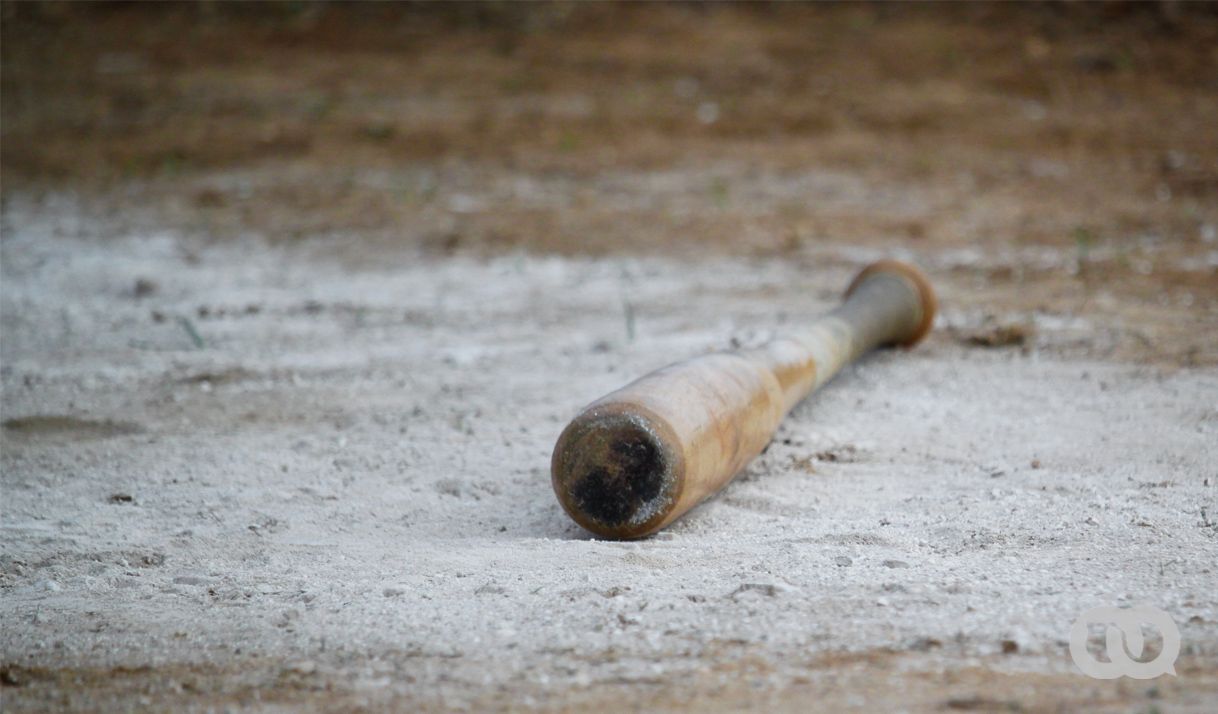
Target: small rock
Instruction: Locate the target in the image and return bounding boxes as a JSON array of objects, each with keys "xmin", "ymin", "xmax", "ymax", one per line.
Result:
[
  {"xmin": 834, "ymin": 556, "xmax": 853, "ymax": 567},
  {"xmin": 1001, "ymin": 639, "xmax": 1019, "ymax": 654},
  {"xmin": 434, "ymin": 479, "xmax": 462, "ymax": 497},
  {"xmin": 133, "ymin": 278, "xmax": 157, "ymax": 298},
  {"xmin": 882, "ymin": 559, "xmax": 910, "ymax": 569},
  {"xmin": 109, "ymin": 493, "xmax": 134, "ymax": 504},
  {"xmin": 0, "ymin": 666, "xmax": 21, "ymax": 687},
  {"xmin": 141, "ymin": 552, "xmax": 166, "ymax": 567},
  {"xmin": 959, "ymin": 321, "xmax": 1034, "ymax": 348},
  {"xmin": 909, "ymin": 636, "xmax": 942, "ymax": 651},
  {"xmin": 383, "ymin": 587, "xmax": 405, "ymax": 598},
  {"xmin": 728, "ymin": 582, "xmax": 792, "ymax": 599},
  {"xmin": 814, "ymin": 445, "xmax": 861, "ymax": 463},
  {"xmin": 275, "ymin": 609, "xmax": 300, "ymax": 628},
  {"xmin": 475, "ymin": 582, "xmax": 507, "ymax": 596}
]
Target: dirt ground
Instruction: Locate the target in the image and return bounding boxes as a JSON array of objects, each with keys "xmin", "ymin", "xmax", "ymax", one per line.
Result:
[{"xmin": 2, "ymin": 3, "xmax": 1217, "ymax": 712}]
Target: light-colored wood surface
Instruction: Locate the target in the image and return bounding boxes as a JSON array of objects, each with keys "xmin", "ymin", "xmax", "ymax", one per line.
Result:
[{"xmin": 552, "ymin": 260, "xmax": 937, "ymax": 539}]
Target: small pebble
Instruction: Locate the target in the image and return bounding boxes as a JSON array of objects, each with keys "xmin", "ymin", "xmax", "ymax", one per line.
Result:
[
  {"xmin": 909, "ymin": 636, "xmax": 942, "ymax": 651},
  {"xmin": 133, "ymin": 278, "xmax": 157, "ymax": 298}
]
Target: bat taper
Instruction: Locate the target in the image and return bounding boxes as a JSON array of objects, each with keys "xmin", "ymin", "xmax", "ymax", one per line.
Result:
[{"xmin": 551, "ymin": 259, "xmax": 937, "ymax": 539}]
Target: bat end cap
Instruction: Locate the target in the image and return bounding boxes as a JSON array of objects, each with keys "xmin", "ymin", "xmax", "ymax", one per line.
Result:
[
  {"xmin": 846, "ymin": 259, "xmax": 937, "ymax": 347},
  {"xmin": 551, "ymin": 408, "xmax": 683, "ymax": 540}
]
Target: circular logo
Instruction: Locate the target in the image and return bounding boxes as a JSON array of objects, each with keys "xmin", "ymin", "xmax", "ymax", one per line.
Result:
[{"xmin": 1069, "ymin": 605, "xmax": 1180, "ymax": 679}]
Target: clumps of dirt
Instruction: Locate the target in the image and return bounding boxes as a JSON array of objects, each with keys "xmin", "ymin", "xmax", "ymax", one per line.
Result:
[
  {"xmin": 955, "ymin": 321, "xmax": 1036, "ymax": 349},
  {"xmin": 784, "ymin": 445, "xmax": 864, "ymax": 475},
  {"xmin": 175, "ymin": 367, "xmax": 257, "ymax": 386},
  {"xmin": 1, "ymin": 416, "xmax": 144, "ymax": 441},
  {"xmin": 944, "ymin": 695, "xmax": 1023, "ymax": 711},
  {"xmin": 788, "ymin": 454, "xmax": 818, "ymax": 473},
  {"xmin": 132, "ymin": 277, "xmax": 158, "ymax": 298},
  {"xmin": 813, "ymin": 445, "xmax": 863, "ymax": 463}
]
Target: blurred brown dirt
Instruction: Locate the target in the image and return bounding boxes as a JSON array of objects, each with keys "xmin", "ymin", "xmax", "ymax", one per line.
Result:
[
  {"xmin": 3, "ymin": 2, "xmax": 1216, "ymax": 366},
  {"xmin": 4, "ymin": 653, "xmax": 1217, "ymax": 713}
]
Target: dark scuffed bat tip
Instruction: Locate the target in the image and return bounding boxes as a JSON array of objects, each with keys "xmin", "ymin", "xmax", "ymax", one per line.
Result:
[{"xmin": 551, "ymin": 408, "xmax": 682, "ymax": 539}]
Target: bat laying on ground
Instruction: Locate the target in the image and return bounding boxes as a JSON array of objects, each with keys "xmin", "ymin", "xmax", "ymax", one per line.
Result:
[{"xmin": 551, "ymin": 260, "xmax": 937, "ymax": 539}]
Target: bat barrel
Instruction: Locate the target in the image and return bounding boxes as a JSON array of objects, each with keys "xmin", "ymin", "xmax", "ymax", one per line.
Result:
[{"xmin": 551, "ymin": 260, "xmax": 935, "ymax": 539}]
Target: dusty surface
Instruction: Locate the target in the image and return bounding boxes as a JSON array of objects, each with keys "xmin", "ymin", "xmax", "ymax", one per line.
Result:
[
  {"xmin": 4, "ymin": 196, "xmax": 1218, "ymax": 712},
  {"xmin": 3, "ymin": 3, "xmax": 1218, "ymax": 712}
]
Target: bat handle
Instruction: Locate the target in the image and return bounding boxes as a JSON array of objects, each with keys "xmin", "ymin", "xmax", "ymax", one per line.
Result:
[{"xmin": 750, "ymin": 259, "xmax": 936, "ymax": 413}]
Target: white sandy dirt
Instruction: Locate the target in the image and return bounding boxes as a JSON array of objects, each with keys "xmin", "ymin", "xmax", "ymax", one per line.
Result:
[{"xmin": 2, "ymin": 193, "xmax": 1217, "ymax": 711}]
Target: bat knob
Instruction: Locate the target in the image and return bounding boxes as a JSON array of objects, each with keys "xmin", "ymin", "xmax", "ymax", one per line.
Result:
[{"xmin": 843, "ymin": 259, "xmax": 938, "ymax": 347}]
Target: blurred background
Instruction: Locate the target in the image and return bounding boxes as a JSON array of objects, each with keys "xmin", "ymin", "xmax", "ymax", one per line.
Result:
[{"xmin": 3, "ymin": 1, "xmax": 1217, "ymax": 362}]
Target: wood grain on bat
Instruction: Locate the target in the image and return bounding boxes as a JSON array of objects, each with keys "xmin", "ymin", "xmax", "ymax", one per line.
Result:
[{"xmin": 551, "ymin": 260, "xmax": 937, "ymax": 539}]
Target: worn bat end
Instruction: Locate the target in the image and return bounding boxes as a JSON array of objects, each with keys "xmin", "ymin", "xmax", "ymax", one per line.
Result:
[
  {"xmin": 551, "ymin": 406, "xmax": 684, "ymax": 539},
  {"xmin": 845, "ymin": 259, "xmax": 938, "ymax": 347}
]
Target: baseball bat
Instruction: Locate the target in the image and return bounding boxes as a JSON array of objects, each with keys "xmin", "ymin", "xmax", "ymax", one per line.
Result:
[{"xmin": 551, "ymin": 259, "xmax": 936, "ymax": 539}]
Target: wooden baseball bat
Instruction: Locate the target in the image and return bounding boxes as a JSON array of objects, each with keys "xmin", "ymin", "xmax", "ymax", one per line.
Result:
[{"xmin": 551, "ymin": 259, "xmax": 936, "ymax": 539}]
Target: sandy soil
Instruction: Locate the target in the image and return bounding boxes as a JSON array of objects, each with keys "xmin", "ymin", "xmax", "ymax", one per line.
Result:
[
  {"xmin": 4, "ymin": 192, "xmax": 1218, "ymax": 711},
  {"xmin": 3, "ymin": 3, "xmax": 1218, "ymax": 712}
]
